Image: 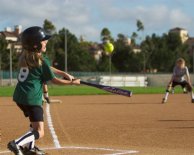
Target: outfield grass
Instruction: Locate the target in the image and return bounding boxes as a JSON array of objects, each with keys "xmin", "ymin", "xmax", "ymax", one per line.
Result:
[{"xmin": 0, "ymin": 85, "xmax": 184, "ymax": 97}]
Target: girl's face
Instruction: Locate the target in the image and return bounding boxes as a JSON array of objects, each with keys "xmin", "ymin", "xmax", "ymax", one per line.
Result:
[
  {"xmin": 176, "ymin": 61, "xmax": 185, "ymax": 68},
  {"xmin": 41, "ymin": 40, "xmax": 48, "ymax": 52}
]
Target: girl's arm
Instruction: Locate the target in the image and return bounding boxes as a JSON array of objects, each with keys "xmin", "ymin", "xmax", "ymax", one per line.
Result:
[
  {"xmin": 186, "ymin": 68, "xmax": 191, "ymax": 84},
  {"xmin": 51, "ymin": 66, "xmax": 74, "ymax": 81},
  {"xmin": 51, "ymin": 77, "xmax": 80, "ymax": 85},
  {"xmin": 187, "ymin": 75, "xmax": 191, "ymax": 84}
]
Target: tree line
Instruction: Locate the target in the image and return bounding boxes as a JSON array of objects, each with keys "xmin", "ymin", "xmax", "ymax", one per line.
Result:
[{"xmin": 0, "ymin": 19, "xmax": 191, "ymax": 73}]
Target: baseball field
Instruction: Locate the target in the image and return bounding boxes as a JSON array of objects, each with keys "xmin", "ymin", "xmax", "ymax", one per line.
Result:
[{"xmin": 1, "ymin": 86, "xmax": 194, "ymax": 155}]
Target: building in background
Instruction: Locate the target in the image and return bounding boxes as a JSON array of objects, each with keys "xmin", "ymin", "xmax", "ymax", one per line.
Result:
[
  {"xmin": 169, "ymin": 27, "xmax": 194, "ymax": 61},
  {"xmin": 185, "ymin": 37, "xmax": 194, "ymax": 55},
  {"xmin": 0, "ymin": 25, "xmax": 22, "ymax": 85},
  {"xmin": 132, "ymin": 46, "xmax": 141, "ymax": 54},
  {"xmin": 0, "ymin": 25, "xmax": 22, "ymax": 52},
  {"xmin": 89, "ymin": 43, "xmax": 103, "ymax": 62},
  {"xmin": 169, "ymin": 27, "xmax": 189, "ymax": 43}
]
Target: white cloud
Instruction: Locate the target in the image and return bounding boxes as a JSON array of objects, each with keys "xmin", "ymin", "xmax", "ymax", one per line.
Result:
[
  {"xmin": 99, "ymin": 4, "xmax": 194, "ymax": 35},
  {"xmin": 169, "ymin": 9, "xmax": 193, "ymax": 27},
  {"xmin": 0, "ymin": 0, "xmax": 100, "ymax": 40},
  {"xmin": 0, "ymin": 0, "xmax": 194, "ymax": 41}
]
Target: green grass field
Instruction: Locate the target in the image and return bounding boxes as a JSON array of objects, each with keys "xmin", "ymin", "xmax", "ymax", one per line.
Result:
[{"xmin": 0, "ymin": 85, "xmax": 184, "ymax": 97}]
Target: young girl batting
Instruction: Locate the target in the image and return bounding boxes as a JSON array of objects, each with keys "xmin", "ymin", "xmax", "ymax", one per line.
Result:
[
  {"xmin": 7, "ymin": 26, "xmax": 80, "ymax": 155},
  {"xmin": 162, "ymin": 58, "xmax": 194, "ymax": 103}
]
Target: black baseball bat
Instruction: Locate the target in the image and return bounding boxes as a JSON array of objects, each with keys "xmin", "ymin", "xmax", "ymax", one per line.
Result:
[{"xmin": 80, "ymin": 81, "xmax": 132, "ymax": 97}]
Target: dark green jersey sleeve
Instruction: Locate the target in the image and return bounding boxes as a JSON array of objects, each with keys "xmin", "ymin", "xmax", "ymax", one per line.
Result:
[
  {"xmin": 42, "ymin": 59, "xmax": 55, "ymax": 82},
  {"xmin": 42, "ymin": 53, "xmax": 51, "ymax": 66}
]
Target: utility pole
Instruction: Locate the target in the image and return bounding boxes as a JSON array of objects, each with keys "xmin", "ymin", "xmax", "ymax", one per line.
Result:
[
  {"xmin": 0, "ymin": 49, "xmax": 2, "ymax": 86},
  {"xmin": 64, "ymin": 29, "xmax": 67, "ymax": 72},
  {"xmin": 9, "ymin": 43, "xmax": 13, "ymax": 86},
  {"xmin": 6, "ymin": 41, "xmax": 14, "ymax": 86},
  {"xmin": 193, "ymin": 45, "xmax": 194, "ymax": 73}
]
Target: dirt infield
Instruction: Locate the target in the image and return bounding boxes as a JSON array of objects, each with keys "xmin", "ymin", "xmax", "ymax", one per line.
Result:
[{"xmin": 1, "ymin": 94, "xmax": 194, "ymax": 155}]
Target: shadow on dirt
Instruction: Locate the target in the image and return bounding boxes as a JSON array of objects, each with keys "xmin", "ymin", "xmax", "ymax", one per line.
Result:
[
  {"xmin": 81, "ymin": 102, "xmax": 161, "ymax": 105},
  {"xmin": 169, "ymin": 127, "xmax": 194, "ymax": 129},
  {"xmin": 159, "ymin": 120, "xmax": 194, "ymax": 122}
]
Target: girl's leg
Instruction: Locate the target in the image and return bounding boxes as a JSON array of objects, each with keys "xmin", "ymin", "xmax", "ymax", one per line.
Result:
[
  {"xmin": 26, "ymin": 122, "xmax": 46, "ymax": 154},
  {"xmin": 22, "ymin": 124, "xmax": 34, "ymax": 150},
  {"xmin": 163, "ymin": 91, "xmax": 169, "ymax": 103},
  {"xmin": 162, "ymin": 83, "xmax": 172, "ymax": 103},
  {"xmin": 186, "ymin": 83, "xmax": 194, "ymax": 103},
  {"xmin": 31, "ymin": 122, "xmax": 44, "ymax": 138},
  {"xmin": 8, "ymin": 105, "xmax": 44, "ymax": 155},
  {"xmin": 24, "ymin": 123, "xmax": 43, "ymax": 150},
  {"xmin": 15, "ymin": 121, "xmax": 43, "ymax": 146},
  {"xmin": 14, "ymin": 129, "xmax": 40, "ymax": 147},
  {"xmin": 7, "ymin": 127, "xmax": 39, "ymax": 155},
  {"xmin": 43, "ymin": 84, "xmax": 50, "ymax": 103}
]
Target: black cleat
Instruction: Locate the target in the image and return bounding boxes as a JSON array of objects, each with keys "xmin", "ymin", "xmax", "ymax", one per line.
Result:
[
  {"xmin": 162, "ymin": 98, "xmax": 167, "ymax": 104},
  {"xmin": 192, "ymin": 99, "xmax": 194, "ymax": 103},
  {"xmin": 23, "ymin": 146, "xmax": 46, "ymax": 155},
  {"xmin": 7, "ymin": 141, "xmax": 24, "ymax": 155}
]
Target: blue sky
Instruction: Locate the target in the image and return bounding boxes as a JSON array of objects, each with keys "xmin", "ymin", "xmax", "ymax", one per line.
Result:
[{"xmin": 0, "ymin": 0, "xmax": 194, "ymax": 41}]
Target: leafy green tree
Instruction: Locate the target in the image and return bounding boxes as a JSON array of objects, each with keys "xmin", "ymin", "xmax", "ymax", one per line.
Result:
[
  {"xmin": 53, "ymin": 28, "xmax": 96, "ymax": 71},
  {"xmin": 140, "ymin": 35, "xmax": 156, "ymax": 71},
  {"xmin": 117, "ymin": 33, "xmax": 128, "ymax": 44},
  {"xmin": 101, "ymin": 28, "xmax": 111, "ymax": 41},
  {"xmin": 0, "ymin": 37, "xmax": 7, "ymax": 51},
  {"xmin": 136, "ymin": 19, "xmax": 146, "ymax": 71},
  {"xmin": 137, "ymin": 19, "xmax": 144, "ymax": 32},
  {"xmin": 43, "ymin": 19, "xmax": 56, "ymax": 34},
  {"xmin": 0, "ymin": 37, "xmax": 8, "ymax": 73},
  {"xmin": 43, "ymin": 19, "xmax": 57, "ymax": 64},
  {"xmin": 165, "ymin": 33, "xmax": 189, "ymax": 71},
  {"xmin": 0, "ymin": 37, "xmax": 9, "ymax": 70},
  {"xmin": 100, "ymin": 27, "xmax": 114, "ymax": 43},
  {"xmin": 141, "ymin": 33, "xmax": 189, "ymax": 72},
  {"xmin": 112, "ymin": 38, "xmax": 142, "ymax": 72},
  {"xmin": 131, "ymin": 32, "xmax": 138, "ymax": 46},
  {"xmin": 98, "ymin": 28, "xmax": 115, "ymax": 72},
  {"xmin": 97, "ymin": 54, "xmax": 112, "ymax": 72}
]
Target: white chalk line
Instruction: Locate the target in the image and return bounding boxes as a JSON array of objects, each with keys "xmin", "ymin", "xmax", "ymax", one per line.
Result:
[
  {"xmin": 46, "ymin": 103, "xmax": 61, "ymax": 148},
  {"xmin": 43, "ymin": 146, "xmax": 139, "ymax": 154},
  {"xmin": 0, "ymin": 145, "xmax": 139, "ymax": 154},
  {"xmin": 45, "ymin": 102, "xmax": 138, "ymax": 155}
]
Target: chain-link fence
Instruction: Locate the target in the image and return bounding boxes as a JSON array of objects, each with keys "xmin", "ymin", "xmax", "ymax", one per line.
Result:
[{"xmin": 1, "ymin": 70, "xmax": 194, "ymax": 87}]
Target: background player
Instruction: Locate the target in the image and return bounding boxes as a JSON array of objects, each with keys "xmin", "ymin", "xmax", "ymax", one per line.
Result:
[
  {"xmin": 7, "ymin": 26, "xmax": 80, "ymax": 155},
  {"xmin": 162, "ymin": 58, "xmax": 194, "ymax": 103}
]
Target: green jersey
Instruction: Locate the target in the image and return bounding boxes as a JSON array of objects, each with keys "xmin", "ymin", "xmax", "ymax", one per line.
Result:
[
  {"xmin": 42, "ymin": 53, "xmax": 51, "ymax": 66},
  {"xmin": 13, "ymin": 58, "xmax": 55, "ymax": 106}
]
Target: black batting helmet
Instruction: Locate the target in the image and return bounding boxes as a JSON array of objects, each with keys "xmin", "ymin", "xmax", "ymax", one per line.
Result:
[{"xmin": 21, "ymin": 26, "xmax": 51, "ymax": 51}]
